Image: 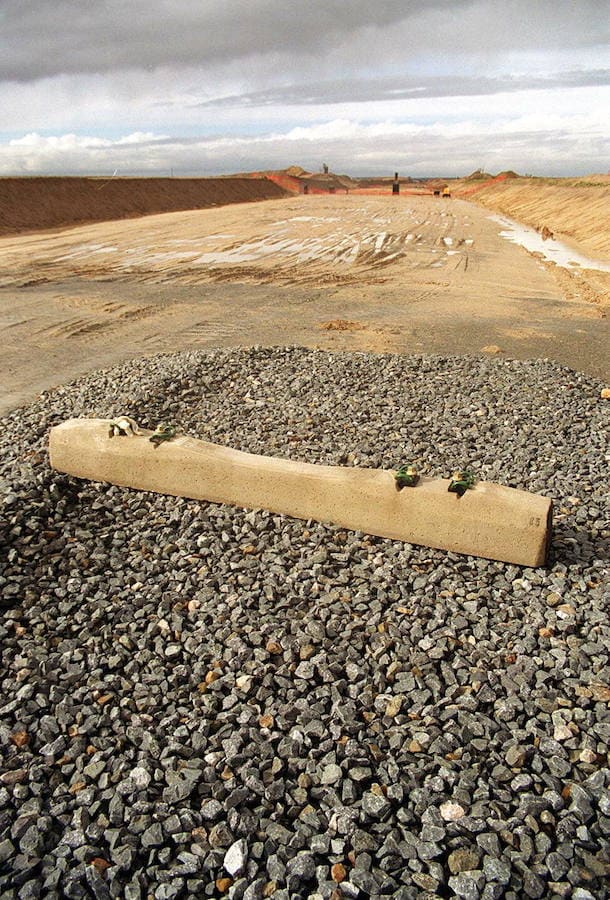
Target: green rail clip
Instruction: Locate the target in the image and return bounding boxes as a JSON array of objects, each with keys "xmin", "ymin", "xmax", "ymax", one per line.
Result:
[
  {"xmin": 394, "ymin": 464, "xmax": 420, "ymax": 490},
  {"xmin": 448, "ymin": 469, "xmax": 476, "ymax": 497},
  {"xmin": 150, "ymin": 424, "xmax": 177, "ymax": 448}
]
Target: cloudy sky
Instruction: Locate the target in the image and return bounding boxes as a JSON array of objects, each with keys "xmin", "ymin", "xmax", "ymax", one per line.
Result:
[{"xmin": 1, "ymin": 0, "xmax": 608, "ymax": 177}]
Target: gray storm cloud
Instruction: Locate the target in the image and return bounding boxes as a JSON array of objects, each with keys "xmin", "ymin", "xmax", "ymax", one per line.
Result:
[
  {"xmin": 187, "ymin": 70, "xmax": 610, "ymax": 109},
  {"xmin": 0, "ymin": 0, "xmax": 607, "ymax": 82},
  {"xmin": 0, "ymin": 0, "xmax": 451, "ymax": 81}
]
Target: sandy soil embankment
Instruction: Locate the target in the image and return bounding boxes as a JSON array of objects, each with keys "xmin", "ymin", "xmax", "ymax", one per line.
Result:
[
  {"xmin": 0, "ymin": 176, "xmax": 287, "ymax": 236},
  {"xmin": 456, "ymin": 176, "xmax": 610, "ymax": 261},
  {"xmin": 455, "ymin": 176, "xmax": 610, "ymax": 310}
]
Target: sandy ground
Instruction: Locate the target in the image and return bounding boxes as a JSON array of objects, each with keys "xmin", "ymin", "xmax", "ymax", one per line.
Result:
[{"xmin": 1, "ymin": 193, "xmax": 608, "ymax": 414}]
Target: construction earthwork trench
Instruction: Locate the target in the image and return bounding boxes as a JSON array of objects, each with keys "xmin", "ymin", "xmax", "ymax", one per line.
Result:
[
  {"xmin": 1, "ymin": 192, "xmax": 609, "ymax": 414},
  {"xmin": 0, "ymin": 187, "xmax": 609, "ymax": 898}
]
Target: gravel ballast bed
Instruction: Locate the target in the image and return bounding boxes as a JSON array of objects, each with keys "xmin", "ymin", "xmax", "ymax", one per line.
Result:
[{"xmin": 0, "ymin": 346, "xmax": 608, "ymax": 900}]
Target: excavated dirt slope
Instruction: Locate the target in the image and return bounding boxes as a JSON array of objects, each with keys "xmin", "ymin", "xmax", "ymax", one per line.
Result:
[
  {"xmin": 456, "ymin": 177, "xmax": 610, "ymax": 261},
  {"xmin": 0, "ymin": 176, "xmax": 287, "ymax": 236}
]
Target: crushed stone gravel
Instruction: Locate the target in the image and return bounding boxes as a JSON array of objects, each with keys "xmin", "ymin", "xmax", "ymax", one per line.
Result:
[{"xmin": 1, "ymin": 346, "xmax": 609, "ymax": 899}]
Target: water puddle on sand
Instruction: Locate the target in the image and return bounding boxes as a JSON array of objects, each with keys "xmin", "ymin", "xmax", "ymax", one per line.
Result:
[
  {"xmin": 57, "ymin": 243, "xmax": 119, "ymax": 260},
  {"xmin": 147, "ymin": 252, "xmax": 200, "ymax": 262},
  {"xmin": 489, "ymin": 214, "xmax": 610, "ymax": 273},
  {"xmin": 287, "ymin": 216, "xmax": 341, "ymax": 223},
  {"xmin": 374, "ymin": 233, "xmax": 387, "ymax": 252},
  {"xmin": 167, "ymin": 236, "xmax": 235, "ymax": 244}
]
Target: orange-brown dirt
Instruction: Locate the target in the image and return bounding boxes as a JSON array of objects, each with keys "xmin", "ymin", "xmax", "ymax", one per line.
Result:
[
  {"xmin": 0, "ymin": 176, "xmax": 287, "ymax": 237},
  {"xmin": 1, "ymin": 189, "xmax": 608, "ymax": 414}
]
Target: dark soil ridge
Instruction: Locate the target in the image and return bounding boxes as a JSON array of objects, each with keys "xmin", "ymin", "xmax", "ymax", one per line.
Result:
[{"xmin": 0, "ymin": 176, "xmax": 288, "ymax": 236}]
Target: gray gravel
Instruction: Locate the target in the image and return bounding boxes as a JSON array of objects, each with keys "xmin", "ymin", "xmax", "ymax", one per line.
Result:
[{"xmin": 1, "ymin": 346, "xmax": 609, "ymax": 899}]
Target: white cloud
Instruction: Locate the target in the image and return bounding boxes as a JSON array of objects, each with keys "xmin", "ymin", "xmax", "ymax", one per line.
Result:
[
  {"xmin": 1, "ymin": 0, "xmax": 606, "ymax": 83},
  {"xmin": 2, "ymin": 100, "xmax": 607, "ymax": 178},
  {"xmin": 115, "ymin": 132, "xmax": 169, "ymax": 145},
  {"xmin": 1, "ymin": 132, "xmax": 172, "ymax": 174}
]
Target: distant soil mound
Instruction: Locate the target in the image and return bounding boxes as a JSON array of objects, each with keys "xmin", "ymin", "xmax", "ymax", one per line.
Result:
[
  {"xmin": 261, "ymin": 172, "xmax": 305, "ymax": 193},
  {"xmin": 465, "ymin": 169, "xmax": 493, "ymax": 181},
  {"xmin": 300, "ymin": 172, "xmax": 355, "ymax": 193},
  {"xmin": 256, "ymin": 168, "xmax": 363, "ymax": 195},
  {"xmin": 0, "ymin": 176, "xmax": 288, "ymax": 236},
  {"xmin": 284, "ymin": 165, "xmax": 308, "ymax": 177}
]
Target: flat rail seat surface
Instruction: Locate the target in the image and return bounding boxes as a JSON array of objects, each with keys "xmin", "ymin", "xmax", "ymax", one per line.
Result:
[{"xmin": 49, "ymin": 419, "xmax": 552, "ymax": 567}]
